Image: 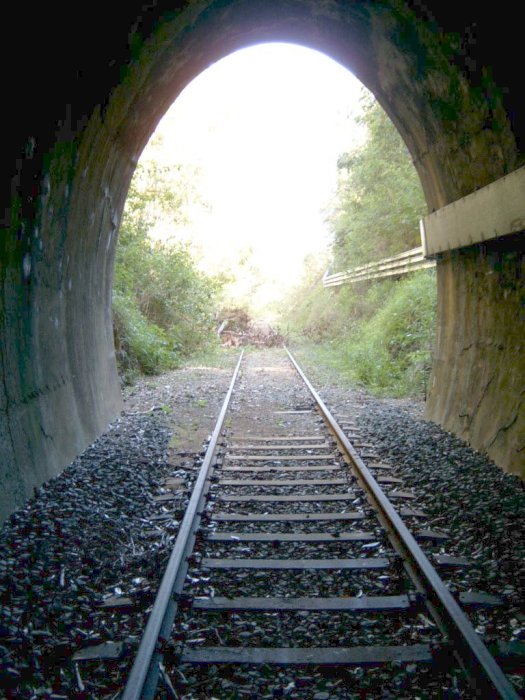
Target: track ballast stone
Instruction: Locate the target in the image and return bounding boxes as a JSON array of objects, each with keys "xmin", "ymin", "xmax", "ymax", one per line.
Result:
[{"xmin": 0, "ymin": 348, "xmax": 522, "ymax": 698}]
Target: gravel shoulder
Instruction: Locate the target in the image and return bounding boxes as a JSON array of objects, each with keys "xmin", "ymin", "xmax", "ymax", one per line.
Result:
[{"xmin": 0, "ymin": 347, "xmax": 523, "ymax": 699}]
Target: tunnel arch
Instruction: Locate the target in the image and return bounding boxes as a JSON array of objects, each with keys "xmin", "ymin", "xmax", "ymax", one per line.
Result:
[{"xmin": 1, "ymin": 0, "xmax": 523, "ymax": 522}]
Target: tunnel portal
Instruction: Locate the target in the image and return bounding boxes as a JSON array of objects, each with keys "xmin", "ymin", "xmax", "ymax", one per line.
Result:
[{"xmin": 0, "ymin": 0, "xmax": 523, "ymax": 522}]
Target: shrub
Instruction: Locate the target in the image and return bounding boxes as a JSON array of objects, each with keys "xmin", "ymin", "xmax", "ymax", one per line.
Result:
[
  {"xmin": 112, "ymin": 292, "xmax": 176, "ymax": 383},
  {"xmin": 112, "ymin": 162, "xmax": 223, "ymax": 382},
  {"xmin": 343, "ymin": 271, "xmax": 437, "ymax": 396}
]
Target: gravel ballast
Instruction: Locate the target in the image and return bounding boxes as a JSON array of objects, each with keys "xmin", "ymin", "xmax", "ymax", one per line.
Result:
[{"xmin": 0, "ymin": 348, "xmax": 523, "ymax": 699}]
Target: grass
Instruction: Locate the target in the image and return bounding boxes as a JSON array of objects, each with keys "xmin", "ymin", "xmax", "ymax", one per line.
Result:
[{"xmin": 283, "ymin": 270, "xmax": 437, "ymax": 399}]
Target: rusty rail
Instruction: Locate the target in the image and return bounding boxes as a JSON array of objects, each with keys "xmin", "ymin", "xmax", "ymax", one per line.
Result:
[
  {"xmin": 121, "ymin": 350, "xmax": 244, "ymax": 700},
  {"xmin": 121, "ymin": 347, "xmax": 518, "ymax": 700},
  {"xmin": 285, "ymin": 346, "xmax": 519, "ymax": 700}
]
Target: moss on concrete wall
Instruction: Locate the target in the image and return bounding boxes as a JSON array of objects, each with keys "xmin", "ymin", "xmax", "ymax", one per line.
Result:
[{"xmin": 0, "ymin": 0, "xmax": 523, "ymax": 522}]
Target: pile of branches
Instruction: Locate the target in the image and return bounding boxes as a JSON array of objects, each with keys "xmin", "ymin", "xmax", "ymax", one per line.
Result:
[{"xmin": 217, "ymin": 308, "xmax": 283, "ymax": 347}]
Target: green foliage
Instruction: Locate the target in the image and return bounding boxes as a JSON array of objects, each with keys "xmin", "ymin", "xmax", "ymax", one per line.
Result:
[
  {"xmin": 281, "ymin": 92, "xmax": 436, "ymax": 398},
  {"xmin": 281, "ymin": 255, "xmax": 345, "ymax": 342},
  {"xmin": 112, "ymin": 162, "xmax": 222, "ymax": 383},
  {"xmin": 341, "ymin": 271, "xmax": 437, "ymax": 396},
  {"xmin": 283, "ymin": 271, "xmax": 436, "ymax": 397},
  {"xmin": 282, "ymin": 254, "xmax": 396, "ymax": 344},
  {"xmin": 113, "ymin": 292, "xmax": 175, "ymax": 380},
  {"xmin": 328, "ymin": 90, "xmax": 426, "ymax": 269}
]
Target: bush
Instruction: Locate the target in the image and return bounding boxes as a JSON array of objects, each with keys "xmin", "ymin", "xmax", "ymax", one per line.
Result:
[
  {"xmin": 328, "ymin": 90, "xmax": 427, "ymax": 269},
  {"xmin": 282, "ymin": 270, "xmax": 436, "ymax": 398},
  {"xmin": 113, "ymin": 292, "xmax": 176, "ymax": 383},
  {"xmin": 342, "ymin": 271, "xmax": 437, "ymax": 396},
  {"xmin": 280, "ymin": 90, "xmax": 435, "ymax": 399},
  {"xmin": 112, "ymin": 162, "xmax": 223, "ymax": 382},
  {"xmin": 282, "ymin": 256, "xmax": 397, "ymax": 344}
]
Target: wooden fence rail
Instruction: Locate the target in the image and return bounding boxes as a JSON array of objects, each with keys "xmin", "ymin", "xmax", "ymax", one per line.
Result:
[{"xmin": 322, "ymin": 246, "xmax": 435, "ymax": 288}]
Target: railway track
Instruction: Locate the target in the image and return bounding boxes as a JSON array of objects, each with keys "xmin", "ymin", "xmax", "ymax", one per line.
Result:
[{"xmin": 121, "ymin": 348, "xmax": 520, "ymax": 699}]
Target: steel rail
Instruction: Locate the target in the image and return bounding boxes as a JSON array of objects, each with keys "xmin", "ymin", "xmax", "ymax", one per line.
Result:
[
  {"xmin": 121, "ymin": 350, "xmax": 244, "ymax": 700},
  {"xmin": 285, "ymin": 346, "xmax": 519, "ymax": 700}
]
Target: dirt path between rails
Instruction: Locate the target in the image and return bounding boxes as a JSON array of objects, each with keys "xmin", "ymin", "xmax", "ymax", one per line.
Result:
[
  {"xmin": 121, "ymin": 351, "xmax": 241, "ymax": 463},
  {"xmin": 121, "ymin": 346, "xmax": 425, "ymax": 461}
]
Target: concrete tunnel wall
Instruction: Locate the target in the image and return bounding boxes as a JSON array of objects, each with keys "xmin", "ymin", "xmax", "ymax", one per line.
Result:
[{"xmin": 0, "ymin": 0, "xmax": 524, "ymax": 523}]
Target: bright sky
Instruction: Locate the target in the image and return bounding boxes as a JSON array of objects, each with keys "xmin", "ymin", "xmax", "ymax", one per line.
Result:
[{"xmin": 142, "ymin": 42, "xmax": 367, "ymax": 313}]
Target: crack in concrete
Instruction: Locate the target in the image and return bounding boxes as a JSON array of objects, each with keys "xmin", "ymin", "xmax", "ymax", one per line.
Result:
[
  {"xmin": 462, "ymin": 373, "xmax": 495, "ymax": 430},
  {"xmin": 486, "ymin": 396, "xmax": 523, "ymax": 451}
]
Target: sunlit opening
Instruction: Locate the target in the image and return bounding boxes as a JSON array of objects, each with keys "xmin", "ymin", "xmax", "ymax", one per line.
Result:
[
  {"xmin": 140, "ymin": 42, "xmax": 366, "ymax": 314},
  {"xmin": 115, "ymin": 41, "xmax": 433, "ymax": 398}
]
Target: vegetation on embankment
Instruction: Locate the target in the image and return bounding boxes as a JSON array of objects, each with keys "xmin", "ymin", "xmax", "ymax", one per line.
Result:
[
  {"xmin": 281, "ymin": 91, "xmax": 436, "ymax": 398},
  {"xmin": 282, "ymin": 265, "xmax": 437, "ymax": 397},
  {"xmin": 328, "ymin": 90, "xmax": 427, "ymax": 270},
  {"xmin": 112, "ymin": 162, "xmax": 223, "ymax": 384},
  {"xmin": 114, "ymin": 88, "xmax": 436, "ymax": 397}
]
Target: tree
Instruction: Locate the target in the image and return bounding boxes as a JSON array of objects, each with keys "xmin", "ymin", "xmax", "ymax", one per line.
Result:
[
  {"xmin": 327, "ymin": 90, "xmax": 427, "ymax": 269},
  {"xmin": 112, "ymin": 162, "xmax": 222, "ymax": 381},
  {"xmin": 280, "ymin": 91, "xmax": 436, "ymax": 399}
]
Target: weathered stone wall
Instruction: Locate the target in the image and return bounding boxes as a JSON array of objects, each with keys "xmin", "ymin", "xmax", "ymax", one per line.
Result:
[
  {"xmin": 0, "ymin": 119, "xmax": 128, "ymax": 521},
  {"xmin": 360, "ymin": 4, "xmax": 524, "ymax": 477},
  {"xmin": 0, "ymin": 0, "xmax": 523, "ymax": 522},
  {"xmin": 428, "ymin": 242, "xmax": 524, "ymax": 476}
]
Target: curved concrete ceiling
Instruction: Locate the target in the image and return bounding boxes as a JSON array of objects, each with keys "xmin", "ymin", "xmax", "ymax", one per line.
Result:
[{"xmin": 0, "ymin": 1, "xmax": 523, "ymax": 523}]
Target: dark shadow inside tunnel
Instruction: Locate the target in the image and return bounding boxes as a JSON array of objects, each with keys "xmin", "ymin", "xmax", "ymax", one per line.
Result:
[{"xmin": 1, "ymin": 1, "xmax": 523, "ymax": 524}]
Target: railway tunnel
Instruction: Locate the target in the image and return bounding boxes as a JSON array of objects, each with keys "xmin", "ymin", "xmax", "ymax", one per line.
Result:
[{"xmin": 0, "ymin": 0, "xmax": 523, "ymax": 524}]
